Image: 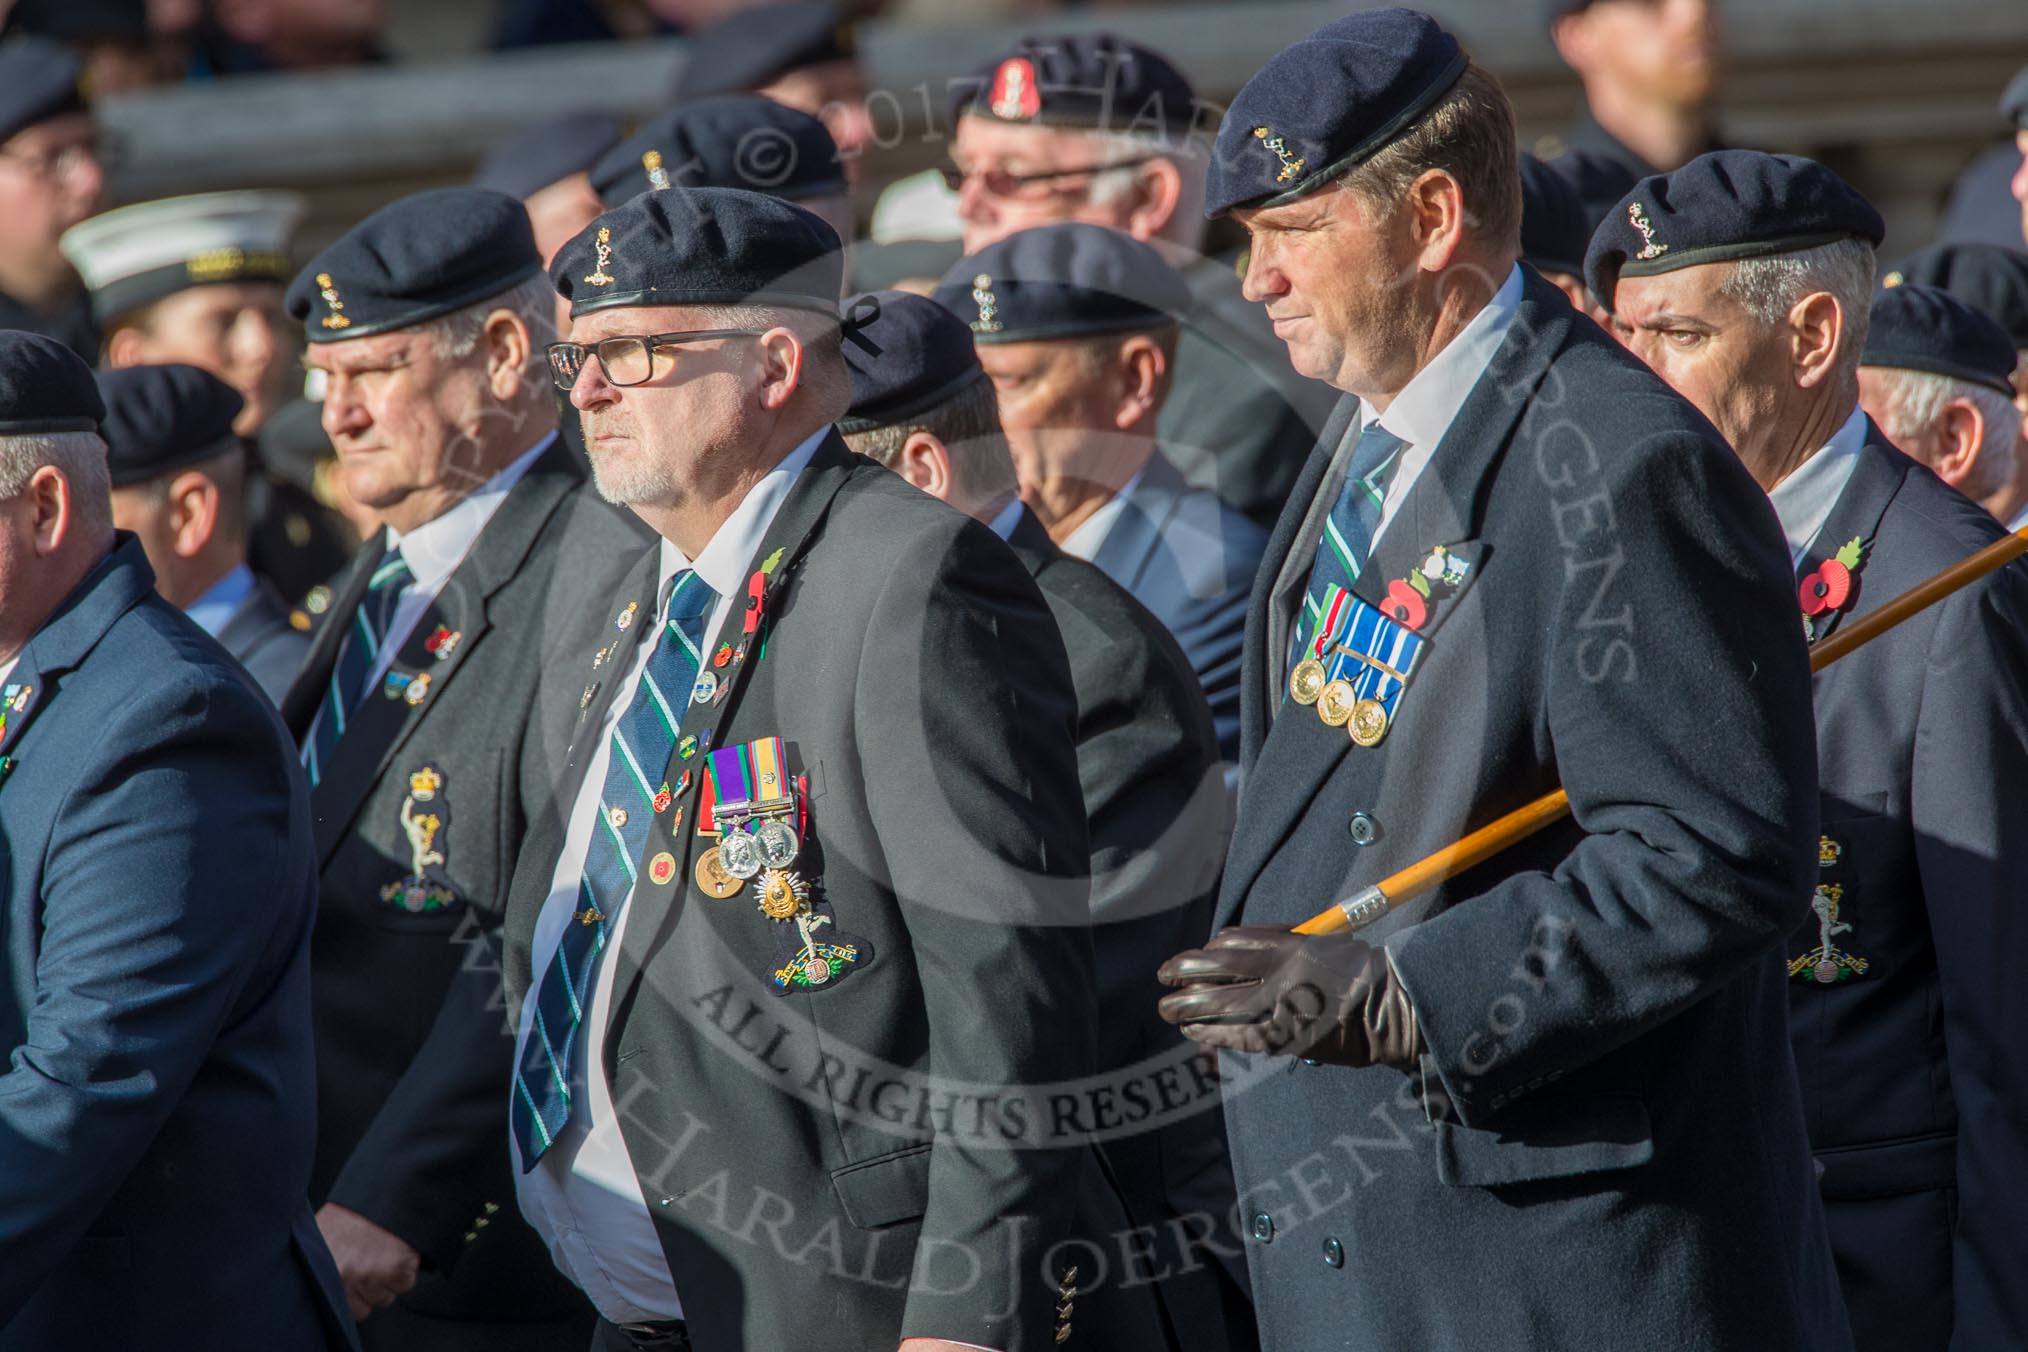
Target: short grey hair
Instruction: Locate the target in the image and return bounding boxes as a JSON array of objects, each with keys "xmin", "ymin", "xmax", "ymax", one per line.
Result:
[
  {"xmin": 842, "ymin": 376, "xmax": 1017, "ymax": 508},
  {"xmin": 0, "ymin": 430, "xmax": 113, "ymax": 533},
  {"xmin": 1720, "ymin": 238, "xmax": 1878, "ymax": 368},
  {"xmin": 430, "ymin": 272, "xmax": 558, "ymax": 366},
  {"xmin": 1868, "ymin": 366, "xmax": 2021, "ymax": 500},
  {"xmin": 1084, "ymin": 129, "xmax": 1210, "ymax": 242},
  {"xmin": 693, "ymin": 303, "xmax": 851, "ymax": 423}
]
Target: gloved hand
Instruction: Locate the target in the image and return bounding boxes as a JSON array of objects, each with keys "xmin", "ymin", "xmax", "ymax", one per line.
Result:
[{"xmin": 1155, "ymin": 926, "xmax": 1423, "ymax": 1070}]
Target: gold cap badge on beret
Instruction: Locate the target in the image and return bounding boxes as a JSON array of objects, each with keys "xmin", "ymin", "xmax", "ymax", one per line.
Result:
[
  {"xmin": 1254, "ymin": 127, "xmax": 1305, "ymax": 184},
  {"xmin": 643, "ymin": 149, "xmax": 672, "ymax": 192},
  {"xmin": 1628, "ymin": 202, "xmax": 1668, "ymax": 261},
  {"xmin": 969, "ymin": 273, "xmax": 1002, "ymax": 334},
  {"xmin": 316, "ymin": 273, "xmax": 351, "ymax": 330},
  {"xmin": 584, "ymin": 226, "xmax": 615, "ymax": 287}
]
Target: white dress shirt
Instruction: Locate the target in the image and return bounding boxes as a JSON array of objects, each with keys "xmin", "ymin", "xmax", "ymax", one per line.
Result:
[
  {"xmin": 512, "ymin": 428, "xmax": 824, "ymax": 1323},
  {"xmin": 2006, "ymin": 502, "xmax": 2028, "ymax": 534},
  {"xmin": 1356, "ymin": 264, "xmax": 1525, "ymax": 552},
  {"xmin": 983, "ymin": 495, "xmax": 1024, "ymax": 542},
  {"xmin": 183, "ymin": 563, "xmax": 254, "ymax": 638},
  {"xmin": 0, "ymin": 656, "xmax": 17, "ymax": 691},
  {"xmin": 1058, "ymin": 465, "xmax": 1145, "ymax": 561},
  {"xmin": 1767, "ymin": 405, "xmax": 1869, "ymax": 568}
]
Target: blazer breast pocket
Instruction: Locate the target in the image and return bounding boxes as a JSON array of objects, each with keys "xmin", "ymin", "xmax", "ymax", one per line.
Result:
[{"xmin": 1433, "ymin": 1090, "xmax": 1653, "ymax": 1188}]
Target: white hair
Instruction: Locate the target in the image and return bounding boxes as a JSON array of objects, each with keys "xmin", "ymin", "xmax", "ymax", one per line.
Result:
[
  {"xmin": 1720, "ymin": 238, "xmax": 1878, "ymax": 368},
  {"xmin": 0, "ymin": 430, "xmax": 112, "ymax": 533},
  {"xmin": 1082, "ymin": 130, "xmax": 1209, "ymax": 246},
  {"xmin": 429, "ymin": 272, "xmax": 558, "ymax": 367},
  {"xmin": 1868, "ymin": 366, "xmax": 2021, "ymax": 500}
]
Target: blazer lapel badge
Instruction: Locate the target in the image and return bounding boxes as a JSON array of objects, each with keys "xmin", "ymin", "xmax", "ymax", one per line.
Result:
[{"xmin": 1799, "ymin": 535, "xmax": 1869, "ymax": 643}]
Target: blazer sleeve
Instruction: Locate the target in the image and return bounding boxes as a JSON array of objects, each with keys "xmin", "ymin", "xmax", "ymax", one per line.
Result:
[
  {"xmin": 0, "ymin": 677, "xmax": 310, "ymax": 1323},
  {"xmin": 852, "ymin": 520, "xmax": 1099, "ymax": 1349},
  {"xmin": 1911, "ymin": 573, "xmax": 2028, "ymax": 1351},
  {"xmin": 1387, "ymin": 424, "xmax": 1822, "ymax": 1124}
]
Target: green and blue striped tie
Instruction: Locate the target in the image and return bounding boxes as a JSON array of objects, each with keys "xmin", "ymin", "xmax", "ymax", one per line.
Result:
[
  {"xmin": 1292, "ymin": 422, "xmax": 1405, "ymax": 673},
  {"xmin": 302, "ymin": 550, "xmax": 414, "ymax": 787}
]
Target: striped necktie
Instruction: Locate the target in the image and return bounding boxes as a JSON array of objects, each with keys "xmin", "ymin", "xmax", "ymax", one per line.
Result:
[
  {"xmin": 1291, "ymin": 422, "xmax": 1406, "ymax": 670},
  {"xmin": 513, "ymin": 569, "xmax": 717, "ymax": 1169},
  {"xmin": 302, "ymin": 550, "xmax": 414, "ymax": 787}
]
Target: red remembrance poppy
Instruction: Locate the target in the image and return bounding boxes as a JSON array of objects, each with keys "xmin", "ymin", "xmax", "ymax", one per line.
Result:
[
  {"xmin": 1798, "ymin": 559, "xmax": 1852, "ymax": 616},
  {"xmin": 1384, "ymin": 579, "xmax": 1428, "ymax": 630}
]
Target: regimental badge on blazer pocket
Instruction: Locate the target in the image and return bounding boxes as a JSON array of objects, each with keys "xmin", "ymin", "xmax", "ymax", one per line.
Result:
[
  {"xmin": 690, "ymin": 736, "xmax": 874, "ymax": 994},
  {"xmin": 378, "ymin": 762, "xmax": 463, "ymax": 915}
]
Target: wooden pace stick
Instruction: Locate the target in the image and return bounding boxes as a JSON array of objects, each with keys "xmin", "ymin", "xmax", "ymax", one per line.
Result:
[{"xmin": 1294, "ymin": 524, "xmax": 2028, "ymax": 937}]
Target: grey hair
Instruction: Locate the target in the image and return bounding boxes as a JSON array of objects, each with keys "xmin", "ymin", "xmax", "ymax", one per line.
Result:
[
  {"xmin": 1720, "ymin": 238, "xmax": 1878, "ymax": 367},
  {"xmin": 692, "ymin": 303, "xmax": 852, "ymax": 423},
  {"xmin": 841, "ymin": 376, "xmax": 1018, "ymax": 508},
  {"xmin": 1869, "ymin": 366, "xmax": 2021, "ymax": 500},
  {"xmin": 0, "ymin": 430, "xmax": 112, "ymax": 533},
  {"xmin": 1084, "ymin": 129, "xmax": 1210, "ymax": 243},
  {"xmin": 429, "ymin": 272, "xmax": 558, "ymax": 366}
]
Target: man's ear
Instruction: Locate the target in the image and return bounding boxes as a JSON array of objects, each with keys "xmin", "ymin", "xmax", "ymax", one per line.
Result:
[
  {"xmin": 892, "ymin": 431, "xmax": 954, "ymax": 501},
  {"xmin": 1404, "ymin": 168, "xmax": 1471, "ymax": 277},
  {"xmin": 1929, "ymin": 396, "xmax": 1986, "ymax": 489},
  {"xmin": 483, "ymin": 309, "xmax": 534, "ymax": 400},
  {"xmin": 1122, "ymin": 158, "xmax": 1184, "ymax": 243},
  {"xmin": 104, "ymin": 324, "xmax": 148, "ymax": 369},
  {"xmin": 25, "ymin": 465, "xmax": 73, "ymax": 557},
  {"xmin": 1789, "ymin": 291, "xmax": 1845, "ymax": 391},
  {"xmin": 753, "ymin": 328, "xmax": 804, "ymax": 412},
  {"xmin": 167, "ymin": 470, "xmax": 223, "ymax": 558},
  {"xmin": 1112, "ymin": 335, "xmax": 1168, "ymax": 431}
]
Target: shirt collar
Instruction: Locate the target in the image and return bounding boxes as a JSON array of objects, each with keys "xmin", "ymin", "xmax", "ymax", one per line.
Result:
[
  {"xmin": 654, "ymin": 426, "xmax": 830, "ymax": 612},
  {"xmin": 183, "ymin": 562, "xmax": 255, "ymax": 638},
  {"xmin": 1058, "ymin": 464, "xmax": 1145, "ymax": 562},
  {"xmin": 983, "ymin": 495, "xmax": 1025, "ymax": 542},
  {"xmin": 386, "ymin": 432, "xmax": 555, "ymax": 590},
  {"xmin": 1767, "ymin": 404, "xmax": 1869, "ymax": 567},
  {"xmin": 1362, "ymin": 264, "xmax": 1525, "ymax": 449}
]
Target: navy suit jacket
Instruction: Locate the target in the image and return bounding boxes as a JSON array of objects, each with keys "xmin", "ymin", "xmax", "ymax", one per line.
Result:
[
  {"xmin": 1787, "ymin": 431, "xmax": 2028, "ymax": 1352},
  {"xmin": 1090, "ymin": 451, "xmax": 1266, "ymax": 764},
  {"xmin": 217, "ymin": 574, "xmax": 311, "ymax": 702},
  {"xmin": 0, "ymin": 537, "xmax": 353, "ymax": 1350}
]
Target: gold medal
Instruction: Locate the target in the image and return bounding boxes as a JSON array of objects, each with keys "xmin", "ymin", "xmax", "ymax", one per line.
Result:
[
  {"xmin": 1288, "ymin": 658, "xmax": 1327, "ymax": 706},
  {"xmin": 1347, "ymin": 698, "xmax": 1390, "ymax": 747},
  {"xmin": 757, "ymin": 868, "xmax": 811, "ymax": 920},
  {"xmin": 693, "ymin": 847, "xmax": 743, "ymax": 899},
  {"xmin": 1316, "ymin": 680, "xmax": 1357, "ymax": 727}
]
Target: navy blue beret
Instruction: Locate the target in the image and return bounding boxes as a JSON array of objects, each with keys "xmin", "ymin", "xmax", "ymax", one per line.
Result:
[
  {"xmin": 1861, "ymin": 284, "xmax": 2018, "ymax": 396},
  {"xmin": 96, "ymin": 364, "xmax": 246, "ymax": 488},
  {"xmin": 0, "ymin": 330, "xmax": 102, "ymax": 434},
  {"xmin": 2002, "ymin": 65, "xmax": 2028, "ymax": 132},
  {"xmin": 286, "ymin": 188, "xmax": 541, "ymax": 343},
  {"xmin": 933, "ymin": 223, "xmax": 1189, "ymax": 344},
  {"xmin": 1884, "ymin": 242, "xmax": 2028, "ymax": 349},
  {"xmin": 672, "ymin": 1, "xmax": 854, "ymax": 101},
  {"xmin": 590, "ymin": 96, "xmax": 844, "ymax": 209},
  {"xmin": 1518, "ymin": 153, "xmax": 1589, "ymax": 277},
  {"xmin": 471, "ymin": 111, "xmax": 623, "ymax": 199},
  {"xmin": 837, "ymin": 290, "xmax": 985, "ymax": 434},
  {"xmin": 1205, "ymin": 9, "xmax": 1467, "ymax": 217},
  {"xmin": 552, "ymin": 187, "xmax": 843, "ymax": 317},
  {"xmin": 951, "ymin": 32, "xmax": 1198, "ymax": 139},
  {"xmin": 1584, "ymin": 151, "xmax": 1886, "ymax": 310},
  {"xmin": 1541, "ymin": 147, "xmax": 1638, "ymax": 236},
  {"xmin": 0, "ymin": 37, "xmax": 85, "ymax": 146}
]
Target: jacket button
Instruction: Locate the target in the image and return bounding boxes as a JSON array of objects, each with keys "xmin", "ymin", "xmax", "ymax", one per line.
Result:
[
  {"xmin": 1348, "ymin": 812, "xmax": 1380, "ymax": 846},
  {"xmin": 1249, "ymin": 1212, "xmax": 1275, "ymax": 1243},
  {"xmin": 1322, "ymin": 1237, "xmax": 1345, "ymax": 1269}
]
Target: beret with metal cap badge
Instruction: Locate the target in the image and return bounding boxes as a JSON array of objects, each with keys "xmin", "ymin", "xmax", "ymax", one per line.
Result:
[
  {"xmin": 286, "ymin": 188, "xmax": 541, "ymax": 342},
  {"xmin": 950, "ymin": 31, "xmax": 1198, "ymax": 138},
  {"xmin": 0, "ymin": 331, "xmax": 103, "ymax": 435},
  {"xmin": 96, "ymin": 364, "xmax": 246, "ymax": 489},
  {"xmin": 1861, "ymin": 284, "xmax": 2018, "ymax": 397},
  {"xmin": 551, "ymin": 187, "xmax": 844, "ymax": 318},
  {"xmin": 589, "ymin": 95, "xmax": 844, "ymax": 209},
  {"xmin": 1205, "ymin": 7, "xmax": 1467, "ymax": 217},
  {"xmin": 837, "ymin": 290, "xmax": 985, "ymax": 435},
  {"xmin": 931, "ymin": 222, "xmax": 1189, "ymax": 345},
  {"xmin": 1585, "ymin": 150, "xmax": 1886, "ymax": 312}
]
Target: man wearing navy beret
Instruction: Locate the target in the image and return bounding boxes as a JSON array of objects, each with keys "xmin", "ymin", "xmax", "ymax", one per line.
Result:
[
  {"xmin": 933, "ymin": 223, "xmax": 1265, "ymax": 768},
  {"xmin": 837, "ymin": 288, "xmax": 1256, "ymax": 1352},
  {"xmin": 0, "ymin": 331, "xmax": 354, "ymax": 1349},
  {"xmin": 505, "ymin": 186, "xmax": 1100, "ymax": 1352},
  {"xmin": 1596, "ymin": 148, "xmax": 2028, "ymax": 1352},
  {"xmin": 1859, "ymin": 285, "xmax": 2022, "ymax": 526},
  {"xmin": 1156, "ymin": 14, "xmax": 1843, "ymax": 1350},
  {"xmin": 98, "ymin": 363, "xmax": 309, "ymax": 700},
  {"xmin": 277, "ymin": 186, "xmax": 649, "ymax": 1350},
  {"xmin": 947, "ymin": 31, "xmax": 1336, "ymax": 531},
  {"xmin": 0, "ymin": 37, "xmax": 108, "ymax": 360}
]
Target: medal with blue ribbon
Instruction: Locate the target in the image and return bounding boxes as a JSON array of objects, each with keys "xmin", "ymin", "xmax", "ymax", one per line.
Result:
[{"xmin": 1292, "ymin": 587, "xmax": 1425, "ymax": 746}]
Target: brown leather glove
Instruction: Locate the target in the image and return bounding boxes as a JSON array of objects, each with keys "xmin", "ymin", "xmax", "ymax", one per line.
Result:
[{"xmin": 1155, "ymin": 926, "xmax": 1423, "ymax": 1071}]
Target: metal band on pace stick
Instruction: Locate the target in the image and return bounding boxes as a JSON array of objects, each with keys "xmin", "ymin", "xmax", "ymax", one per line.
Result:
[{"xmin": 1294, "ymin": 526, "xmax": 2028, "ymax": 937}]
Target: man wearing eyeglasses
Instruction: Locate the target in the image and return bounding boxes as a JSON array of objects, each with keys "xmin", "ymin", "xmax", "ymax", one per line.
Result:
[
  {"xmin": 947, "ymin": 32, "xmax": 1335, "ymax": 530},
  {"xmin": 275, "ymin": 187, "xmax": 647, "ymax": 1352},
  {"xmin": 0, "ymin": 37, "xmax": 108, "ymax": 361}
]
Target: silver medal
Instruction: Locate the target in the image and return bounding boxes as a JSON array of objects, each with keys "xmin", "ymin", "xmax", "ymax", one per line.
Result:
[
  {"xmin": 755, "ymin": 817, "xmax": 801, "ymax": 869},
  {"xmin": 719, "ymin": 828, "xmax": 763, "ymax": 880}
]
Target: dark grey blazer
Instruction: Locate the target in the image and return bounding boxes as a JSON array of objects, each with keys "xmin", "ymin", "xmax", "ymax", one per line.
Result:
[
  {"xmin": 1786, "ymin": 430, "xmax": 2028, "ymax": 1352},
  {"xmin": 279, "ymin": 437, "xmax": 648, "ymax": 1341},
  {"xmin": 504, "ymin": 435, "xmax": 1130, "ymax": 1351},
  {"xmin": 216, "ymin": 574, "xmax": 311, "ymax": 702},
  {"xmin": 1214, "ymin": 271, "xmax": 1851, "ymax": 1351}
]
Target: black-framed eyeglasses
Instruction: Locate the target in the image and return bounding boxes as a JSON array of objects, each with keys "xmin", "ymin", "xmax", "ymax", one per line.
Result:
[
  {"xmin": 547, "ymin": 329, "xmax": 763, "ymax": 390},
  {"xmin": 937, "ymin": 155, "xmax": 1157, "ymax": 200}
]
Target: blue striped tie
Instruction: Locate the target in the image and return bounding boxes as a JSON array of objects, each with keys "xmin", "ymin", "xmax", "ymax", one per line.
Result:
[
  {"xmin": 1291, "ymin": 422, "xmax": 1405, "ymax": 671},
  {"xmin": 302, "ymin": 550, "xmax": 414, "ymax": 786},
  {"xmin": 513, "ymin": 570, "xmax": 717, "ymax": 1169}
]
